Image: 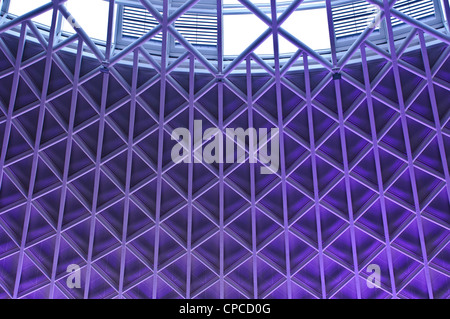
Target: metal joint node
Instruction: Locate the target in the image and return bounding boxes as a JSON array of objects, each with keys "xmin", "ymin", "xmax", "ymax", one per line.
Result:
[{"xmin": 100, "ymin": 62, "xmax": 110, "ymax": 73}]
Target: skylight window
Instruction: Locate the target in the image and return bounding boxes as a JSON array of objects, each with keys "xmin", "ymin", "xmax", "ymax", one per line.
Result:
[
  {"xmin": 8, "ymin": 0, "xmax": 54, "ymax": 26},
  {"xmin": 61, "ymin": 0, "xmax": 114, "ymax": 42},
  {"xmin": 223, "ymin": 12, "xmax": 273, "ymax": 56},
  {"xmin": 8, "ymin": 0, "xmax": 115, "ymax": 42},
  {"xmin": 278, "ymin": 8, "xmax": 331, "ymax": 51},
  {"xmin": 3, "ymin": 0, "xmax": 446, "ymax": 61},
  {"xmin": 223, "ymin": 1, "xmax": 330, "ymax": 56}
]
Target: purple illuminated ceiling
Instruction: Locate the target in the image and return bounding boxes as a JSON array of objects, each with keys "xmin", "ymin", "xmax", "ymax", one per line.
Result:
[{"xmin": 0, "ymin": 0, "xmax": 449, "ymax": 299}]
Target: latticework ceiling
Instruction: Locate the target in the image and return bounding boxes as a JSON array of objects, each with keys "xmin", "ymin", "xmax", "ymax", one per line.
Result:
[{"xmin": 0, "ymin": 0, "xmax": 448, "ymax": 299}]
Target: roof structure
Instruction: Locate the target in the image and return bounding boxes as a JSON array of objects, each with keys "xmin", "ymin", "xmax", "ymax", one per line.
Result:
[{"xmin": 0, "ymin": 0, "xmax": 448, "ymax": 299}]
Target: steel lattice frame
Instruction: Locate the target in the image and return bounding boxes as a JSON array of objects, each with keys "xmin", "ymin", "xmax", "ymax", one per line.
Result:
[{"xmin": 0, "ymin": 0, "xmax": 448, "ymax": 299}]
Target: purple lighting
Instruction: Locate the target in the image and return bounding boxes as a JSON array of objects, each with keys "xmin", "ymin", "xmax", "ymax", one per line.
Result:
[{"xmin": 0, "ymin": 0, "xmax": 448, "ymax": 299}]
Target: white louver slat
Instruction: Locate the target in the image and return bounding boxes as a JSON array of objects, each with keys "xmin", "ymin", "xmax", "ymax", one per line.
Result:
[
  {"xmin": 121, "ymin": 4, "xmax": 217, "ymax": 47},
  {"xmin": 332, "ymin": 0, "xmax": 437, "ymax": 39},
  {"xmin": 391, "ymin": 0, "xmax": 436, "ymax": 26}
]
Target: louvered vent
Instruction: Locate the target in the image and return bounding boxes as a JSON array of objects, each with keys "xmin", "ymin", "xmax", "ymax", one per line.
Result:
[
  {"xmin": 391, "ymin": 0, "xmax": 436, "ymax": 26},
  {"xmin": 174, "ymin": 12, "xmax": 217, "ymax": 46},
  {"xmin": 332, "ymin": 0, "xmax": 437, "ymax": 39},
  {"xmin": 122, "ymin": 6, "xmax": 163, "ymax": 41},
  {"xmin": 121, "ymin": 5, "xmax": 217, "ymax": 47},
  {"xmin": 332, "ymin": 0, "xmax": 381, "ymax": 38}
]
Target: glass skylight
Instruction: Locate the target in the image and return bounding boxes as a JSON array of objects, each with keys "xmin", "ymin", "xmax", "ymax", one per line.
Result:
[
  {"xmin": 223, "ymin": 0, "xmax": 331, "ymax": 55},
  {"xmin": 3, "ymin": 0, "xmax": 445, "ymax": 59},
  {"xmin": 6, "ymin": 0, "xmax": 330, "ymax": 55},
  {"xmin": 8, "ymin": 0, "xmax": 114, "ymax": 42},
  {"xmin": 8, "ymin": 0, "xmax": 54, "ymax": 26},
  {"xmin": 223, "ymin": 5, "xmax": 330, "ymax": 56},
  {"xmin": 62, "ymin": 0, "xmax": 115, "ymax": 42}
]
